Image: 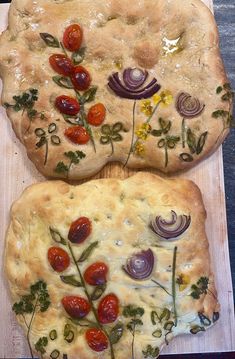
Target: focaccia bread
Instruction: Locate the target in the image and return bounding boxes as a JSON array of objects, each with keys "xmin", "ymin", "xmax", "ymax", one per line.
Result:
[
  {"xmin": 5, "ymin": 173, "xmax": 219, "ymax": 358},
  {"xmin": 0, "ymin": 0, "xmax": 233, "ymax": 179}
]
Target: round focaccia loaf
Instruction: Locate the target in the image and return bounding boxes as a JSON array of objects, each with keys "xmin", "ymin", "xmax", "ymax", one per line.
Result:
[
  {"xmin": 0, "ymin": 0, "xmax": 233, "ymax": 179},
  {"xmin": 5, "ymin": 173, "xmax": 219, "ymax": 358}
]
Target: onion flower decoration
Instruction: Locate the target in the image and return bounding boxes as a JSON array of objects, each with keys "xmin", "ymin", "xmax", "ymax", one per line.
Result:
[
  {"xmin": 108, "ymin": 68, "xmax": 161, "ymax": 100},
  {"xmin": 123, "ymin": 248, "xmax": 155, "ymax": 280},
  {"xmin": 107, "ymin": 68, "xmax": 161, "ymax": 166},
  {"xmin": 176, "ymin": 92, "xmax": 205, "ymax": 148},
  {"xmin": 150, "ymin": 210, "xmax": 191, "ymax": 240}
]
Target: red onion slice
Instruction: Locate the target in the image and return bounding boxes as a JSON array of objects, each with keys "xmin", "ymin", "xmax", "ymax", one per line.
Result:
[
  {"xmin": 123, "ymin": 68, "xmax": 148, "ymax": 90},
  {"xmin": 176, "ymin": 92, "xmax": 205, "ymax": 119},
  {"xmin": 123, "ymin": 249, "xmax": 154, "ymax": 280},
  {"xmin": 151, "ymin": 211, "xmax": 191, "ymax": 240}
]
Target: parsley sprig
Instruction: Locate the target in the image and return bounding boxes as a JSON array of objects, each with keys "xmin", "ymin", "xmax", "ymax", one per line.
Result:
[
  {"xmin": 4, "ymin": 89, "xmax": 45, "ymax": 129},
  {"xmin": 12, "ymin": 280, "xmax": 50, "ymax": 358},
  {"xmin": 190, "ymin": 277, "xmax": 209, "ymax": 299},
  {"xmin": 142, "ymin": 344, "xmax": 159, "ymax": 358},
  {"xmin": 123, "ymin": 305, "xmax": 144, "ymax": 359},
  {"xmin": 55, "ymin": 150, "xmax": 86, "ymax": 176}
]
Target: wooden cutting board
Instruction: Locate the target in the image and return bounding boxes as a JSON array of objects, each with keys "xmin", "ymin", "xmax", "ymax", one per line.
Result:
[{"xmin": 0, "ymin": 1, "xmax": 234, "ymax": 357}]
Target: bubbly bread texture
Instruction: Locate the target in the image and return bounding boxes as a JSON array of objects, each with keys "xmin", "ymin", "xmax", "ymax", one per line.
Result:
[
  {"xmin": 5, "ymin": 173, "xmax": 219, "ymax": 358},
  {"xmin": 0, "ymin": 0, "xmax": 232, "ymax": 179}
]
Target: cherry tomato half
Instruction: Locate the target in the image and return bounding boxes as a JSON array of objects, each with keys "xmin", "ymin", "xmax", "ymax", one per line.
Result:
[
  {"xmin": 86, "ymin": 328, "xmax": 108, "ymax": 352},
  {"xmin": 64, "ymin": 126, "xmax": 90, "ymax": 145},
  {"xmin": 47, "ymin": 247, "xmax": 70, "ymax": 272},
  {"xmin": 84, "ymin": 262, "xmax": 108, "ymax": 286},
  {"xmin": 68, "ymin": 217, "xmax": 92, "ymax": 244},
  {"xmin": 97, "ymin": 294, "xmax": 119, "ymax": 324},
  {"xmin": 62, "ymin": 296, "xmax": 91, "ymax": 319},
  {"xmin": 55, "ymin": 95, "xmax": 80, "ymax": 116},
  {"xmin": 87, "ymin": 103, "xmax": 106, "ymax": 126},
  {"xmin": 71, "ymin": 66, "xmax": 91, "ymax": 91},
  {"xmin": 49, "ymin": 54, "xmax": 74, "ymax": 76},
  {"xmin": 63, "ymin": 24, "xmax": 83, "ymax": 52}
]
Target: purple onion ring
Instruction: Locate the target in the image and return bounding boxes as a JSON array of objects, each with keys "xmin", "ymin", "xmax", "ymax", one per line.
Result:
[
  {"xmin": 176, "ymin": 92, "xmax": 205, "ymax": 119},
  {"xmin": 123, "ymin": 68, "xmax": 148, "ymax": 90},
  {"xmin": 123, "ymin": 248, "xmax": 155, "ymax": 280},
  {"xmin": 150, "ymin": 210, "xmax": 191, "ymax": 240}
]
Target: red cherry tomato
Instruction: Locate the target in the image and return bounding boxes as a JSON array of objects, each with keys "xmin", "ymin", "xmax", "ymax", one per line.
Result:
[
  {"xmin": 86, "ymin": 328, "xmax": 108, "ymax": 352},
  {"xmin": 47, "ymin": 247, "xmax": 70, "ymax": 272},
  {"xmin": 64, "ymin": 126, "xmax": 90, "ymax": 145},
  {"xmin": 98, "ymin": 294, "xmax": 119, "ymax": 324},
  {"xmin": 87, "ymin": 103, "xmax": 106, "ymax": 126},
  {"xmin": 71, "ymin": 66, "xmax": 91, "ymax": 91},
  {"xmin": 63, "ymin": 24, "xmax": 83, "ymax": 52},
  {"xmin": 68, "ymin": 217, "xmax": 92, "ymax": 244},
  {"xmin": 62, "ymin": 296, "xmax": 91, "ymax": 319},
  {"xmin": 84, "ymin": 262, "xmax": 108, "ymax": 286},
  {"xmin": 55, "ymin": 95, "xmax": 80, "ymax": 116},
  {"xmin": 49, "ymin": 54, "xmax": 74, "ymax": 76}
]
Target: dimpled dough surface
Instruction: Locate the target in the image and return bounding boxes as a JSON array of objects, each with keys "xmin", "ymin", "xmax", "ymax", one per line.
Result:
[
  {"xmin": 5, "ymin": 173, "xmax": 219, "ymax": 358},
  {"xmin": 0, "ymin": 0, "xmax": 232, "ymax": 179}
]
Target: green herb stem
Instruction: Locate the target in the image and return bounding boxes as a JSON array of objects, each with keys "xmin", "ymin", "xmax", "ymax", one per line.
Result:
[
  {"xmin": 80, "ymin": 103, "xmax": 96, "ymax": 153},
  {"xmin": 123, "ymin": 100, "xmax": 137, "ymax": 167},
  {"xmin": 172, "ymin": 246, "xmax": 178, "ymax": 327},
  {"xmin": 67, "ymin": 243, "xmax": 115, "ymax": 359},
  {"xmin": 146, "ymin": 102, "xmax": 161, "ymax": 125},
  {"xmin": 182, "ymin": 118, "xmax": 186, "ymax": 148},
  {"xmin": 151, "ymin": 279, "xmax": 172, "ymax": 297}
]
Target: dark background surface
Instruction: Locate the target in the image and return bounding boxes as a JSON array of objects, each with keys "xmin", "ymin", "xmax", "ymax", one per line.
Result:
[{"xmin": 0, "ymin": 0, "xmax": 234, "ymax": 357}]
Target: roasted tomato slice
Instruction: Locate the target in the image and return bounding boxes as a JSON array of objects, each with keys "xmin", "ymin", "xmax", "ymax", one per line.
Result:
[
  {"xmin": 84, "ymin": 262, "xmax": 108, "ymax": 286},
  {"xmin": 55, "ymin": 95, "xmax": 80, "ymax": 116},
  {"xmin": 62, "ymin": 296, "xmax": 91, "ymax": 319},
  {"xmin": 97, "ymin": 294, "xmax": 119, "ymax": 324},
  {"xmin": 86, "ymin": 328, "xmax": 108, "ymax": 352},
  {"xmin": 87, "ymin": 103, "xmax": 106, "ymax": 126},
  {"xmin": 68, "ymin": 217, "xmax": 92, "ymax": 244},
  {"xmin": 63, "ymin": 24, "xmax": 83, "ymax": 52},
  {"xmin": 47, "ymin": 247, "xmax": 70, "ymax": 272},
  {"xmin": 71, "ymin": 66, "xmax": 91, "ymax": 91},
  {"xmin": 49, "ymin": 54, "xmax": 74, "ymax": 76},
  {"xmin": 64, "ymin": 126, "xmax": 90, "ymax": 145}
]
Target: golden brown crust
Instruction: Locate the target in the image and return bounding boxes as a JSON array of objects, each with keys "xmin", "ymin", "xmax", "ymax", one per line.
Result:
[
  {"xmin": 5, "ymin": 173, "xmax": 219, "ymax": 358},
  {"xmin": 0, "ymin": 0, "xmax": 232, "ymax": 179}
]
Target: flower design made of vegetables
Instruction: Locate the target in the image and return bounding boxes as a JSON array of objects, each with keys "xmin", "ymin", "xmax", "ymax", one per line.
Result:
[{"xmin": 108, "ymin": 68, "xmax": 161, "ymax": 100}]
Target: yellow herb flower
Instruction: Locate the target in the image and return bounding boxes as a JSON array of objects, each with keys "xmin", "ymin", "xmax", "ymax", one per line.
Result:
[
  {"xmin": 135, "ymin": 123, "xmax": 152, "ymax": 140},
  {"xmin": 176, "ymin": 273, "xmax": 190, "ymax": 292},
  {"xmin": 134, "ymin": 141, "xmax": 145, "ymax": 157},
  {"xmin": 153, "ymin": 90, "xmax": 173, "ymax": 107},
  {"xmin": 140, "ymin": 100, "xmax": 153, "ymax": 117}
]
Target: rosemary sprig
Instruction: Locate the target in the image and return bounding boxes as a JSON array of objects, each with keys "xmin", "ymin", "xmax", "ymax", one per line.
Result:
[{"xmin": 12, "ymin": 280, "xmax": 51, "ymax": 358}]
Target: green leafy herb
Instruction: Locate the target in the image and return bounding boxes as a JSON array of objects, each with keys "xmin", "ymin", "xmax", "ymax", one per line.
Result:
[
  {"xmin": 40, "ymin": 33, "xmax": 60, "ymax": 47},
  {"xmin": 186, "ymin": 128, "xmax": 197, "ymax": 154},
  {"xmin": 190, "ymin": 325, "xmax": 205, "ymax": 335},
  {"xmin": 151, "ymin": 311, "xmax": 160, "ymax": 325},
  {"xmin": 190, "ymin": 277, "xmax": 209, "ymax": 299},
  {"xmin": 159, "ymin": 308, "xmax": 171, "ymax": 323},
  {"xmin": 198, "ymin": 312, "xmax": 211, "ymax": 326},
  {"xmin": 179, "ymin": 153, "xmax": 194, "ymax": 162},
  {"xmin": 60, "ymin": 275, "xmax": 82, "ymax": 287},
  {"xmin": 35, "ymin": 336, "xmax": 48, "ymax": 355},
  {"xmin": 54, "ymin": 151, "xmax": 86, "ymax": 176},
  {"xmin": 157, "ymin": 135, "xmax": 180, "ymax": 167},
  {"xmin": 4, "ymin": 89, "xmax": 44, "ymax": 129},
  {"xmin": 152, "ymin": 329, "xmax": 162, "ymax": 338},
  {"xmin": 109, "ymin": 323, "xmax": 124, "ymax": 345},
  {"xmin": 35, "ymin": 123, "xmax": 60, "ymax": 165},
  {"xmin": 50, "ymin": 349, "xmax": 60, "ymax": 359},
  {"xmin": 77, "ymin": 241, "xmax": 99, "ymax": 262},
  {"xmin": 13, "ymin": 281, "xmax": 50, "ymax": 358},
  {"xmin": 100, "ymin": 122, "xmax": 125, "ymax": 156},
  {"xmin": 52, "ymin": 75, "xmax": 74, "ymax": 89},
  {"xmin": 123, "ymin": 305, "xmax": 144, "ymax": 359},
  {"xmin": 90, "ymin": 284, "xmax": 107, "ymax": 301},
  {"xmin": 142, "ymin": 345, "xmax": 160, "ymax": 358},
  {"xmin": 64, "ymin": 323, "xmax": 75, "ymax": 343},
  {"xmin": 49, "ymin": 329, "xmax": 57, "ymax": 341},
  {"xmin": 49, "ymin": 227, "xmax": 66, "ymax": 245},
  {"xmin": 196, "ymin": 132, "xmax": 208, "ymax": 154},
  {"xmin": 72, "ymin": 47, "xmax": 86, "ymax": 65},
  {"xmin": 213, "ymin": 83, "xmax": 234, "ymax": 131}
]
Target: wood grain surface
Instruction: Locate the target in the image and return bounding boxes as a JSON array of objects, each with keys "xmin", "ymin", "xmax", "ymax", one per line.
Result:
[{"xmin": 0, "ymin": 1, "xmax": 234, "ymax": 357}]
